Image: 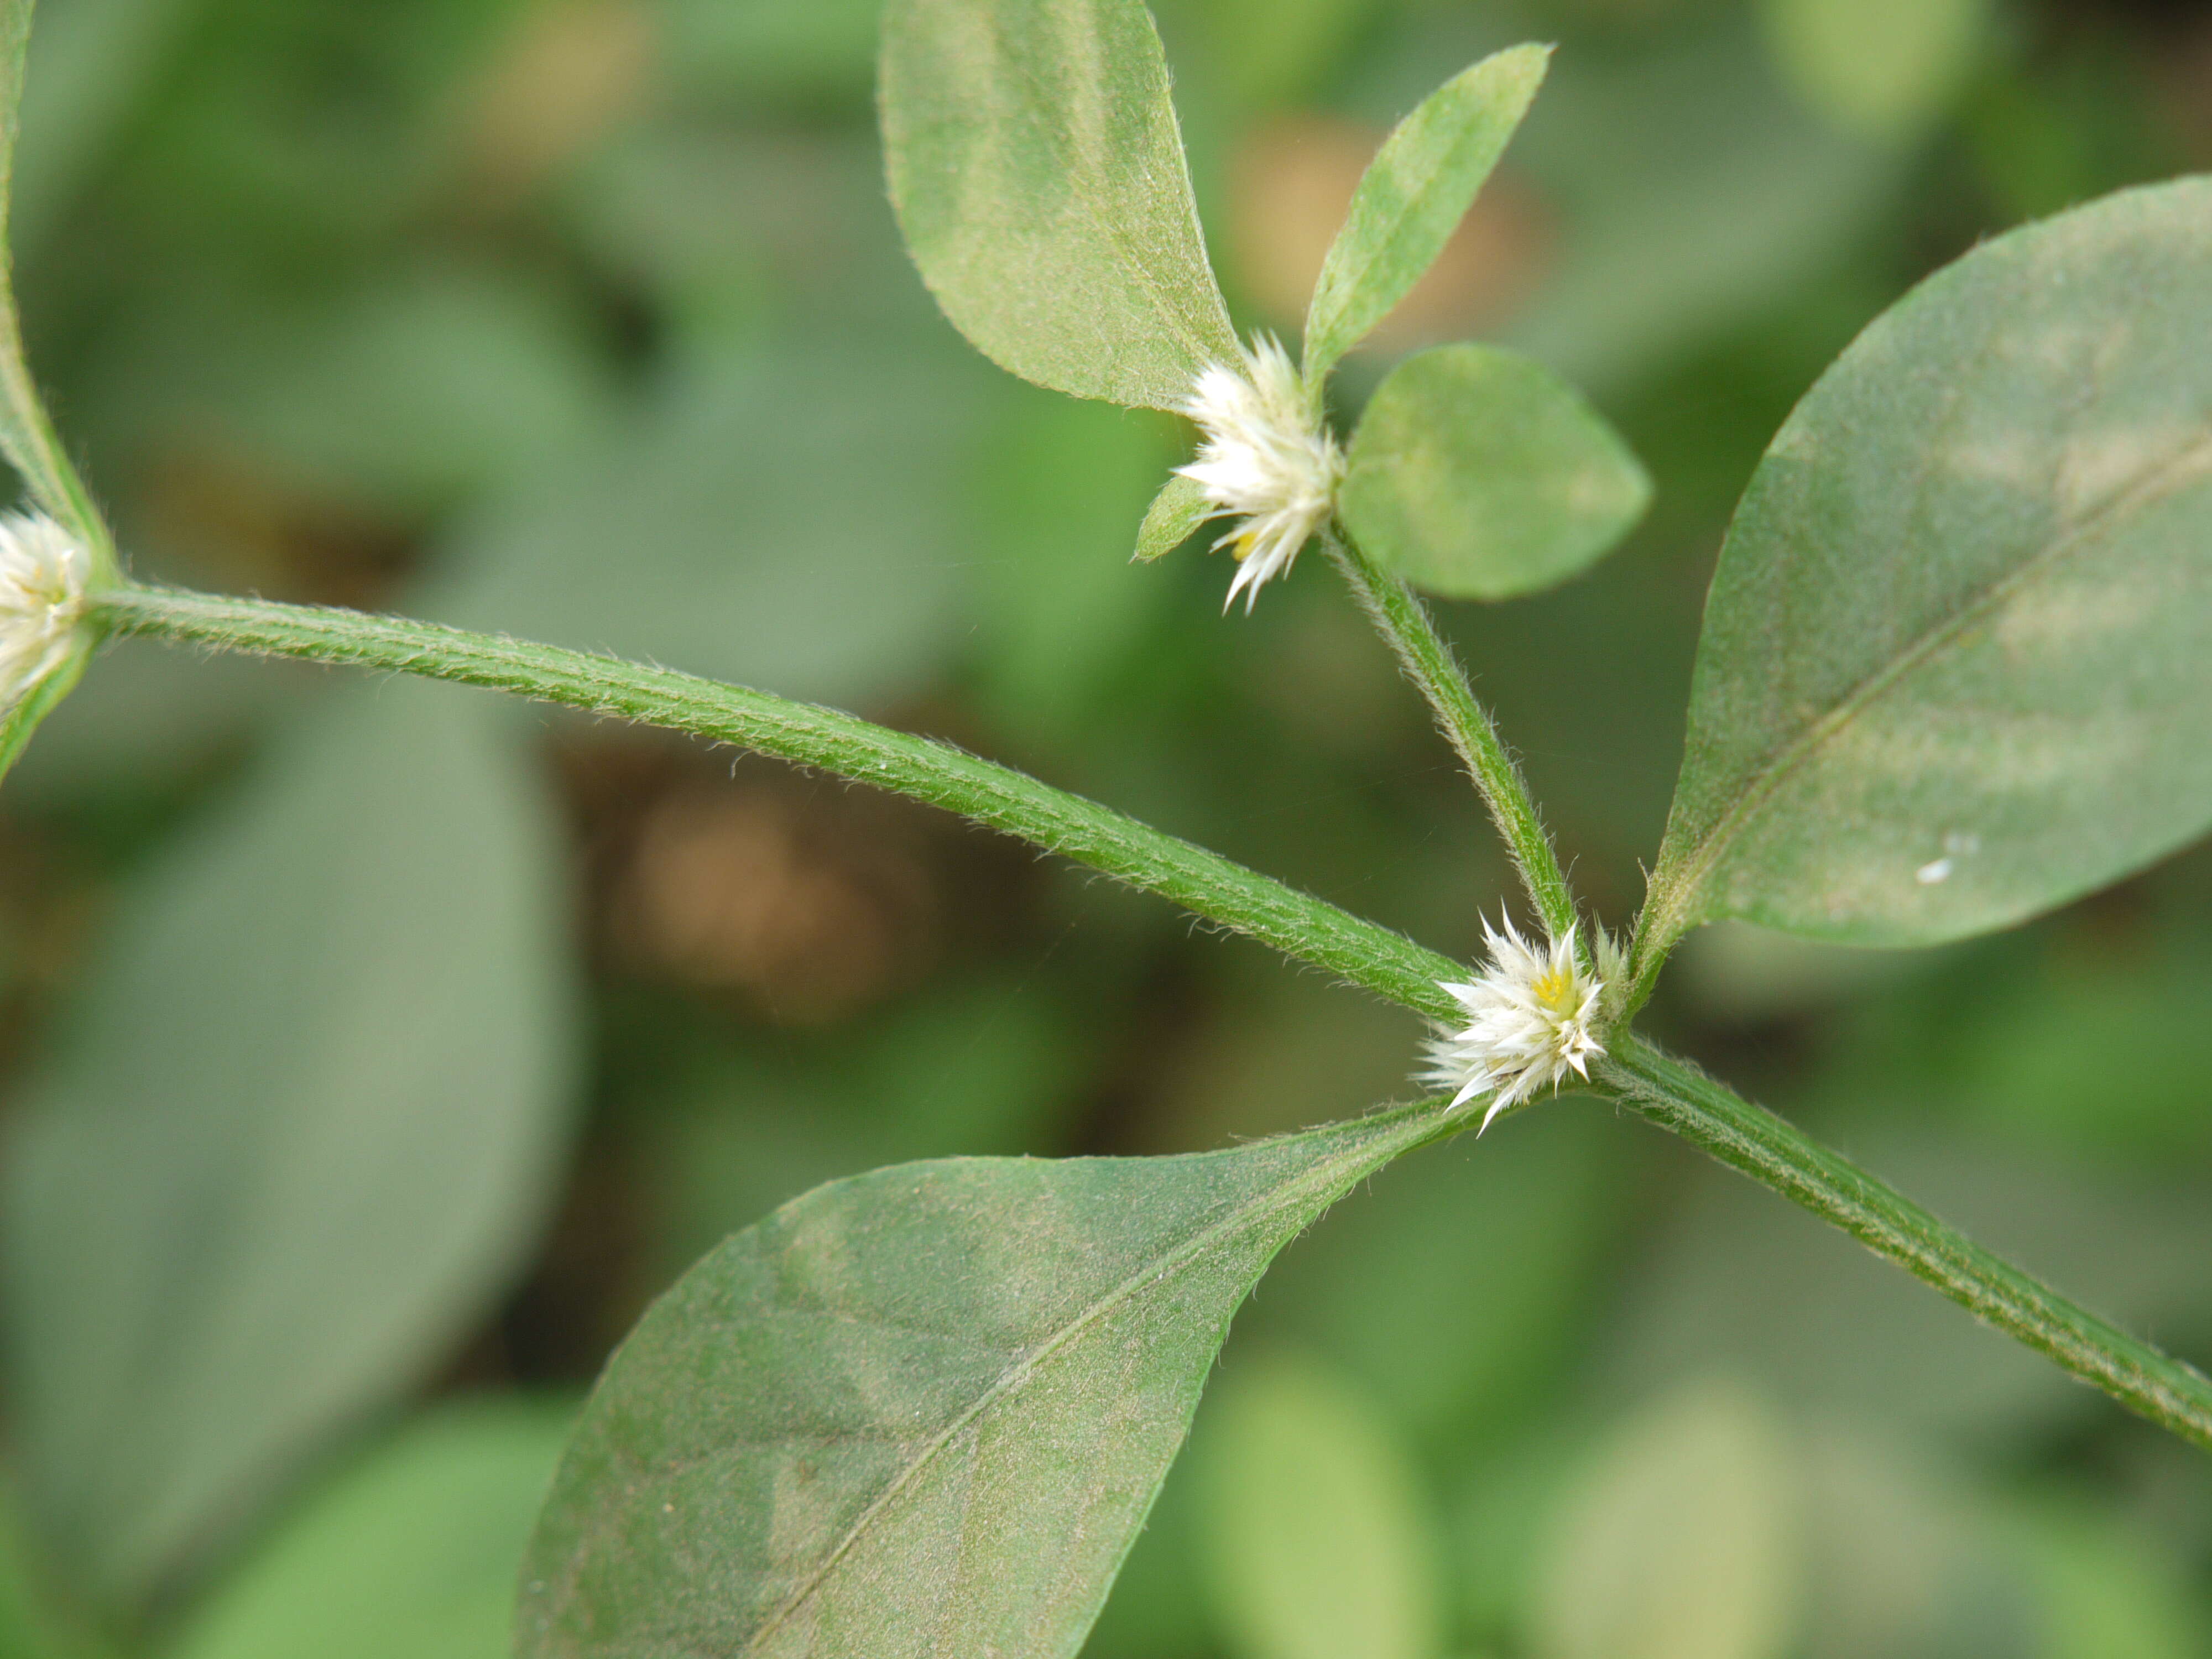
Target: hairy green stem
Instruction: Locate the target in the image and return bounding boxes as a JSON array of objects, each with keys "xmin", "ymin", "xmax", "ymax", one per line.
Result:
[
  {"xmin": 1321, "ymin": 531, "xmax": 1582, "ymax": 953},
  {"xmin": 97, "ymin": 583, "xmax": 1465, "ymax": 1021},
  {"xmin": 97, "ymin": 581, "xmax": 2212, "ymax": 1452},
  {"xmin": 1601, "ymin": 1035, "xmax": 2212, "ymax": 1451}
]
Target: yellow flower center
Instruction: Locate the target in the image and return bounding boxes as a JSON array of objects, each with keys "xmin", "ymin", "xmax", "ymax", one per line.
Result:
[{"xmin": 1531, "ymin": 962, "xmax": 1579, "ymax": 1015}]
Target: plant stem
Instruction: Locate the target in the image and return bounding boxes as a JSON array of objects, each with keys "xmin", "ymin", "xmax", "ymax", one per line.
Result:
[
  {"xmin": 98, "ymin": 580, "xmax": 2212, "ymax": 1452},
  {"xmin": 1600, "ymin": 1034, "xmax": 2212, "ymax": 1451},
  {"xmin": 1321, "ymin": 531, "xmax": 1582, "ymax": 952},
  {"xmin": 96, "ymin": 583, "xmax": 1466, "ymax": 1022}
]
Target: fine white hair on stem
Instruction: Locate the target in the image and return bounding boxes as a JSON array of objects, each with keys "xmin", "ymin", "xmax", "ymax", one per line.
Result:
[
  {"xmin": 1176, "ymin": 336, "xmax": 1343, "ymax": 613},
  {"xmin": 0, "ymin": 511, "xmax": 90, "ymax": 714},
  {"xmin": 1418, "ymin": 915, "xmax": 1605, "ymax": 1133}
]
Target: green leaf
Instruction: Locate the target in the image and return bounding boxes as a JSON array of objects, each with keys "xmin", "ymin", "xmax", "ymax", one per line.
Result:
[
  {"xmin": 170, "ymin": 1402, "xmax": 574, "ymax": 1659},
  {"xmin": 1195, "ymin": 1355, "xmax": 1444, "ymax": 1659},
  {"xmin": 1530, "ymin": 1379, "xmax": 1802, "ymax": 1659},
  {"xmin": 1642, "ymin": 178, "xmax": 2212, "ymax": 958},
  {"xmin": 879, "ymin": 0, "xmax": 1238, "ymax": 411},
  {"xmin": 1134, "ymin": 470, "xmax": 1210, "ymax": 562},
  {"xmin": 1302, "ymin": 44, "xmax": 1548, "ymax": 383},
  {"xmin": 0, "ymin": 0, "xmax": 104, "ymax": 559},
  {"xmin": 514, "ymin": 1105, "xmax": 1455, "ymax": 1659},
  {"xmin": 1338, "ymin": 343, "xmax": 1650, "ymax": 601},
  {"xmin": 2, "ymin": 677, "xmax": 580, "ymax": 1609},
  {"xmin": 0, "ymin": 633, "xmax": 87, "ymax": 786}
]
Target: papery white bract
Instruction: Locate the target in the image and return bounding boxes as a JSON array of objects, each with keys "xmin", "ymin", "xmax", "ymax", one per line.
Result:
[
  {"xmin": 0, "ymin": 512, "xmax": 89, "ymax": 717},
  {"xmin": 1177, "ymin": 336, "xmax": 1344, "ymax": 612},
  {"xmin": 1420, "ymin": 916, "xmax": 1604, "ymax": 1132}
]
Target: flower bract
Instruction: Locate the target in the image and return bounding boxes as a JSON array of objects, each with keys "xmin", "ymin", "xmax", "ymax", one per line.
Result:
[
  {"xmin": 1420, "ymin": 916, "xmax": 1604, "ymax": 1132},
  {"xmin": 1177, "ymin": 336, "xmax": 1343, "ymax": 612},
  {"xmin": 0, "ymin": 511, "xmax": 90, "ymax": 716}
]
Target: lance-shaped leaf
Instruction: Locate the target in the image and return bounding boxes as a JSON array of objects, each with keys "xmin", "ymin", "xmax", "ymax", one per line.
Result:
[
  {"xmin": 0, "ymin": 0, "xmax": 103, "ymax": 559},
  {"xmin": 1301, "ymin": 44, "xmax": 1549, "ymax": 383},
  {"xmin": 514, "ymin": 1104, "xmax": 1455, "ymax": 1659},
  {"xmin": 1641, "ymin": 177, "xmax": 2212, "ymax": 961},
  {"xmin": 0, "ymin": 0, "xmax": 112, "ymax": 791},
  {"xmin": 880, "ymin": 0, "xmax": 1238, "ymax": 411},
  {"xmin": 1339, "ymin": 342, "xmax": 1649, "ymax": 601}
]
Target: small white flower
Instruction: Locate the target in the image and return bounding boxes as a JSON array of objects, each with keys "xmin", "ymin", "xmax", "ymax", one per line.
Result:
[
  {"xmin": 1420, "ymin": 916, "xmax": 1605, "ymax": 1133},
  {"xmin": 1177, "ymin": 335, "xmax": 1343, "ymax": 613},
  {"xmin": 0, "ymin": 512, "xmax": 91, "ymax": 715}
]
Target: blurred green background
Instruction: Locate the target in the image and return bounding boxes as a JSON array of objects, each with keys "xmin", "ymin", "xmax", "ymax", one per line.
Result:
[{"xmin": 0, "ymin": 0, "xmax": 2209, "ymax": 1653}]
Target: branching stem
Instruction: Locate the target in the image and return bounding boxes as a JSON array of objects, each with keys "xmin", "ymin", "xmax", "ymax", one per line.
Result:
[
  {"xmin": 96, "ymin": 579, "xmax": 2212, "ymax": 1452},
  {"xmin": 1321, "ymin": 530, "xmax": 1583, "ymax": 954}
]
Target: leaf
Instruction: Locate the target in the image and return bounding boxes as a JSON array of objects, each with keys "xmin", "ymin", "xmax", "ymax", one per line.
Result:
[
  {"xmin": 1760, "ymin": 0, "xmax": 1991, "ymax": 142},
  {"xmin": 879, "ymin": 0, "xmax": 1238, "ymax": 411},
  {"xmin": 514, "ymin": 1104, "xmax": 1455, "ymax": 1659},
  {"xmin": 1338, "ymin": 343, "xmax": 1650, "ymax": 601},
  {"xmin": 1641, "ymin": 178, "xmax": 2212, "ymax": 957},
  {"xmin": 0, "ymin": 633, "xmax": 86, "ymax": 783},
  {"xmin": 0, "ymin": 0, "xmax": 103, "ymax": 556},
  {"xmin": 1, "ymin": 676, "xmax": 580, "ymax": 1609},
  {"xmin": 1133, "ymin": 470, "xmax": 1210, "ymax": 561},
  {"xmin": 1195, "ymin": 1355, "xmax": 1444, "ymax": 1659},
  {"xmin": 1530, "ymin": 1379, "xmax": 1803, "ymax": 1659},
  {"xmin": 1301, "ymin": 44, "xmax": 1548, "ymax": 383},
  {"xmin": 170, "ymin": 1402, "xmax": 574, "ymax": 1659}
]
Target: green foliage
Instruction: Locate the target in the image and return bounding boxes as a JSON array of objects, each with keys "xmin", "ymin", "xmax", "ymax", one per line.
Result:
[
  {"xmin": 0, "ymin": 0, "xmax": 97, "ymax": 552},
  {"xmin": 1301, "ymin": 44, "xmax": 1547, "ymax": 383},
  {"xmin": 169, "ymin": 1402, "xmax": 573, "ymax": 1659},
  {"xmin": 430, "ymin": 333, "xmax": 991, "ymax": 709},
  {"xmin": 1133, "ymin": 471, "xmax": 1211, "ymax": 562},
  {"xmin": 1194, "ymin": 1355, "xmax": 1443, "ymax": 1659},
  {"xmin": 1530, "ymin": 1380, "xmax": 1802, "ymax": 1659},
  {"xmin": 1, "ymin": 677, "xmax": 578, "ymax": 1610},
  {"xmin": 515, "ymin": 1107, "xmax": 1453, "ymax": 1659},
  {"xmin": 1760, "ymin": 0, "xmax": 1991, "ymax": 142},
  {"xmin": 1642, "ymin": 177, "xmax": 2212, "ymax": 960},
  {"xmin": 1340, "ymin": 343, "xmax": 1650, "ymax": 601},
  {"xmin": 879, "ymin": 0, "xmax": 1236, "ymax": 411}
]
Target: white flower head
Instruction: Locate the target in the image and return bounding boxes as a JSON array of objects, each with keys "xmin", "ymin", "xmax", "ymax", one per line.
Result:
[
  {"xmin": 0, "ymin": 511, "xmax": 91, "ymax": 716},
  {"xmin": 1420, "ymin": 916, "xmax": 1605, "ymax": 1133},
  {"xmin": 1177, "ymin": 335, "xmax": 1344, "ymax": 613}
]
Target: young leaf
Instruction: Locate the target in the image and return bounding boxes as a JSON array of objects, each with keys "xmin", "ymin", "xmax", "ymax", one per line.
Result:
[
  {"xmin": 2, "ymin": 677, "xmax": 580, "ymax": 1610},
  {"xmin": 1301, "ymin": 44, "xmax": 1549, "ymax": 383},
  {"xmin": 879, "ymin": 0, "xmax": 1238, "ymax": 411},
  {"xmin": 1134, "ymin": 470, "xmax": 1210, "ymax": 561},
  {"xmin": 1338, "ymin": 342, "xmax": 1649, "ymax": 601},
  {"xmin": 514, "ymin": 1105, "xmax": 1455, "ymax": 1659},
  {"xmin": 0, "ymin": 0, "xmax": 105, "ymax": 559},
  {"xmin": 1641, "ymin": 178, "xmax": 2212, "ymax": 961}
]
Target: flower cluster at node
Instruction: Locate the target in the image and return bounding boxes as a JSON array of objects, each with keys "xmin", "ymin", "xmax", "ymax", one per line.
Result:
[
  {"xmin": 1420, "ymin": 916, "xmax": 1605, "ymax": 1133},
  {"xmin": 0, "ymin": 511, "xmax": 90, "ymax": 716},
  {"xmin": 1177, "ymin": 336, "xmax": 1344, "ymax": 613}
]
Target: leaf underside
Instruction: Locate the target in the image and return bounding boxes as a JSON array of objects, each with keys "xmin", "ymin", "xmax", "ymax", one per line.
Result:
[
  {"xmin": 879, "ymin": 0, "xmax": 1238, "ymax": 412},
  {"xmin": 1647, "ymin": 176, "xmax": 2212, "ymax": 952},
  {"xmin": 1340, "ymin": 342, "xmax": 1650, "ymax": 601},
  {"xmin": 514, "ymin": 1107, "xmax": 1449, "ymax": 1659}
]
